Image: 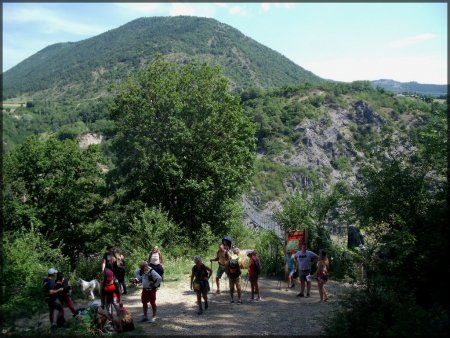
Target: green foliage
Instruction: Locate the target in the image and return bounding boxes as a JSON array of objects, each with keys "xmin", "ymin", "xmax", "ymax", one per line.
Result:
[
  {"xmin": 0, "ymin": 230, "xmax": 67, "ymax": 322},
  {"xmin": 2, "ymin": 135, "xmax": 107, "ymax": 262},
  {"xmin": 108, "ymin": 58, "xmax": 256, "ymax": 236},
  {"xmin": 327, "ymin": 132, "xmax": 449, "ymax": 336},
  {"xmin": 120, "ymin": 206, "xmax": 186, "ymax": 256}
]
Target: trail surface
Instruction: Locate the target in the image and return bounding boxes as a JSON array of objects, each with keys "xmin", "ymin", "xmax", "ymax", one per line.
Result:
[
  {"xmin": 10, "ymin": 276, "xmax": 349, "ymax": 336},
  {"xmin": 121, "ymin": 276, "xmax": 347, "ymax": 336}
]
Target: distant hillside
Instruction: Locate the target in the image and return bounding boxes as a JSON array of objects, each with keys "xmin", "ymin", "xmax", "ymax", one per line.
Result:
[
  {"xmin": 371, "ymin": 79, "xmax": 447, "ymax": 97},
  {"xmin": 3, "ymin": 16, "xmax": 323, "ymax": 100}
]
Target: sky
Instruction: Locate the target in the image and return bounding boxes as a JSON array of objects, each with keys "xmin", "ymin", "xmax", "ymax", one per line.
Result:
[{"xmin": 2, "ymin": 2, "xmax": 448, "ymax": 84}]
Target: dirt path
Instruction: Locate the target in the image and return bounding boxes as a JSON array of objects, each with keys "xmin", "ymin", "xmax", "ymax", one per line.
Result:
[
  {"xmin": 121, "ymin": 276, "xmax": 348, "ymax": 336},
  {"xmin": 9, "ymin": 276, "xmax": 348, "ymax": 336}
]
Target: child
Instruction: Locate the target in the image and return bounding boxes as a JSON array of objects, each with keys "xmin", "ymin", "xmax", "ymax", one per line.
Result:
[
  {"xmin": 190, "ymin": 256, "xmax": 212, "ymax": 315},
  {"xmin": 247, "ymin": 250, "xmax": 262, "ymax": 301},
  {"xmin": 314, "ymin": 250, "xmax": 329, "ymax": 302}
]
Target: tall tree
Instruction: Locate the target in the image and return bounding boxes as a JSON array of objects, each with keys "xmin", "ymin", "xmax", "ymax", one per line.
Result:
[
  {"xmin": 108, "ymin": 58, "xmax": 256, "ymax": 235},
  {"xmin": 2, "ymin": 135, "xmax": 106, "ymax": 261}
]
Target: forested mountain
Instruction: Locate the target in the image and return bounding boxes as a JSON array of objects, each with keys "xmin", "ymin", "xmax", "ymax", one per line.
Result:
[
  {"xmin": 371, "ymin": 79, "xmax": 447, "ymax": 97},
  {"xmin": 3, "ymin": 16, "xmax": 322, "ymax": 101}
]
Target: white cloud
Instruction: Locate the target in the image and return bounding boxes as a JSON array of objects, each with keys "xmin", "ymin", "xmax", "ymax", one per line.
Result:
[
  {"xmin": 301, "ymin": 55, "xmax": 447, "ymax": 84},
  {"xmin": 388, "ymin": 33, "xmax": 437, "ymax": 48},
  {"xmin": 261, "ymin": 3, "xmax": 297, "ymax": 12},
  {"xmin": 229, "ymin": 6, "xmax": 247, "ymax": 16},
  {"xmin": 4, "ymin": 7, "xmax": 107, "ymax": 36},
  {"xmin": 169, "ymin": 3, "xmax": 215, "ymax": 17},
  {"xmin": 114, "ymin": 3, "xmax": 163, "ymax": 14}
]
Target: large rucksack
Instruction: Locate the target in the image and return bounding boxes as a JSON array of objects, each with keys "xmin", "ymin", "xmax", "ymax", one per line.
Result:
[{"xmin": 228, "ymin": 254, "xmax": 241, "ymax": 278}]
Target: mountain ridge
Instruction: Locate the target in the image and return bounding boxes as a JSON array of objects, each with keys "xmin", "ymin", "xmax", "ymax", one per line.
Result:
[{"xmin": 3, "ymin": 16, "xmax": 323, "ymax": 100}]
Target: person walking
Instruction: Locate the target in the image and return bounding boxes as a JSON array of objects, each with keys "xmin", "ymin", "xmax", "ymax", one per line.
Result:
[
  {"xmin": 314, "ymin": 250, "xmax": 329, "ymax": 302},
  {"xmin": 295, "ymin": 243, "xmax": 319, "ymax": 298},
  {"xmin": 55, "ymin": 271, "xmax": 79, "ymax": 317},
  {"xmin": 227, "ymin": 248, "xmax": 243, "ymax": 304},
  {"xmin": 286, "ymin": 249, "xmax": 297, "ymax": 288},
  {"xmin": 190, "ymin": 256, "xmax": 212, "ymax": 315},
  {"xmin": 210, "ymin": 243, "xmax": 230, "ymax": 294},
  {"xmin": 247, "ymin": 250, "xmax": 262, "ymax": 301},
  {"xmin": 102, "ymin": 245, "xmax": 117, "ymax": 272},
  {"xmin": 134, "ymin": 261, "xmax": 162, "ymax": 323},
  {"xmin": 114, "ymin": 248, "xmax": 127, "ymax": 295},
  {"xmin": 42, "ymin": 268, "xmax": 65, "ymax": 329},
  {"xmin": 148, "ymin": 246, "xmax": 164, "ymax": 278},
  {"xmin": 101, "ymin": 268, "xmax": 123, "ymax": 320}
]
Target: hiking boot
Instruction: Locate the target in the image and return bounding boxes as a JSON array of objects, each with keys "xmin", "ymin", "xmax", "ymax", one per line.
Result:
[
  {"xmin": 197, "ymin": 309, "xmax": 203, "ymax": 315},
  {"xmin": 139, "ymin": 317, "xmax": 149, "ymax": 322},
  {"xmin": 296, "ymin": 293, "xmax": 304, "ymax": 297}
]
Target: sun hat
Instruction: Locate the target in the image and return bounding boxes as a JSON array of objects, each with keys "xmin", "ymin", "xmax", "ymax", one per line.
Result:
[{"xmin": 48, "ymin": 268, "xmax": 58, "ymax": 275}]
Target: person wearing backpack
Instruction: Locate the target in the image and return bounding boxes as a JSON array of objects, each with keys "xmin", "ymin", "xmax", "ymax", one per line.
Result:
[
  {"xmin": 227, "ymin": 248, "xmax": 243, "ymax": 304},
  {"xmin": 247, "ymin": 250, "xmax": 262, "ymax": 302},
  {"xmin": 134, "ymin": 260, "xmax": 162, "ymax": 323},
  {"xmin": 190, "ymin": 256, "xmax": 212, "ymax": 315},
  {"xmin": 101, "ymin": 268, "xmax": 123, "ymax": 320}
]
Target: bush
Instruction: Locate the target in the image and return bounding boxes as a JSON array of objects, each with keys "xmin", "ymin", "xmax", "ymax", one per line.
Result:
[{"xmin": 0, "ymin": 230, "xmax": 67, "ymax": 322}]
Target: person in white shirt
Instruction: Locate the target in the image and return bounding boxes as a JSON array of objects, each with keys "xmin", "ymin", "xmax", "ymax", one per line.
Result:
[
  {"xmin": 134, "ymin": 261, "xmax": 162, "ymax": 323},
  {"xmin": 295, "ymin": 244, "xmax": 319, "ymax": 298}
]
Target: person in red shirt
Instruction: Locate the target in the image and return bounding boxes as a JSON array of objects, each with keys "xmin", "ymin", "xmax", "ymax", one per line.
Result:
[{"xmin": 247, "ymin": 250, "xmax": 261, "ymax": 302}]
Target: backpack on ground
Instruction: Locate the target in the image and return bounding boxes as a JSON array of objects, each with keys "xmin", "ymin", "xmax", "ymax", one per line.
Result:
[{"xmin": 228, "ymin": 254, "xmax": 241, "ymax": 278}]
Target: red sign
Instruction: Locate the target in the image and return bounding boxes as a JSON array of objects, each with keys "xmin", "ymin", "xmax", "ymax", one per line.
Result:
[{"xmin": 286, "ymin": 230, "xmax": 305, "ymax": 251}]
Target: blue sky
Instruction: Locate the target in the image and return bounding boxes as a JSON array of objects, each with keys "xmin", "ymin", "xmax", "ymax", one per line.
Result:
[{"xmin": 3, "ymin": 2, "xmax": 448, "ymax": 84}]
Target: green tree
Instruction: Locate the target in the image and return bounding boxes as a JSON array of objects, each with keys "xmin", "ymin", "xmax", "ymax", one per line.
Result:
[
  {"xmin": 2, "ymin": 135, "xmax": 106, "ymax": 262},
  {"xmin": 108, "ymin": 58, "xmax": 256, "ymax": 237}
]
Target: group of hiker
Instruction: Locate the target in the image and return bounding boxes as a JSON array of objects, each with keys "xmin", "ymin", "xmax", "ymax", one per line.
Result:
[
  {"xmin": 191, "ymin": 236, "xmax": 262, "ymax": 315},
  {"xmin": 43, "ymin": 236, "xmax": 329, "ymax": 330}
]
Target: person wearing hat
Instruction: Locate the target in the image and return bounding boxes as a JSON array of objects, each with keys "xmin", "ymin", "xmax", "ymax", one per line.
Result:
[
  {"xmin": 42, "ymin": 268, "xmax": 65, "ymax": 328},
  {"xmin": 247, "ymin": 250, "xmax": 262, "ymax": 302},
  {"xmin": 100, "ymin": 267, "xmax": 123, "ymax": 319}
]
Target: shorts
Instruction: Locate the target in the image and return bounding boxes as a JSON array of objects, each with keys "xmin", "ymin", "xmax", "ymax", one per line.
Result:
[
  {"xmin": 300, "ymin": 269, "xmax": 311, "ymax": 282},
  {"xmin": 141, "ymin": 288, "xmax": 157, "ymax": 306},
  {"xmin": 318, "ymin": 275, "xmax": 328, "ymax": 283},
  {"xmin": 288, "ymin": 267, "xmax": 295, "ymax": 277},
  {"xmin": 216, "ymin": 265, "xmax": 227, "ymax": 279},
  {"xmin": 249, "ymin": 275, "xmax": 259, "ymax": 282},
  {"xmin": 194, "ymin": 280, "xmax": 210, "ymax": 296},
  {"xmin": 229, "ymin": 276, "xmax": 242, "ymax": 292}
]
